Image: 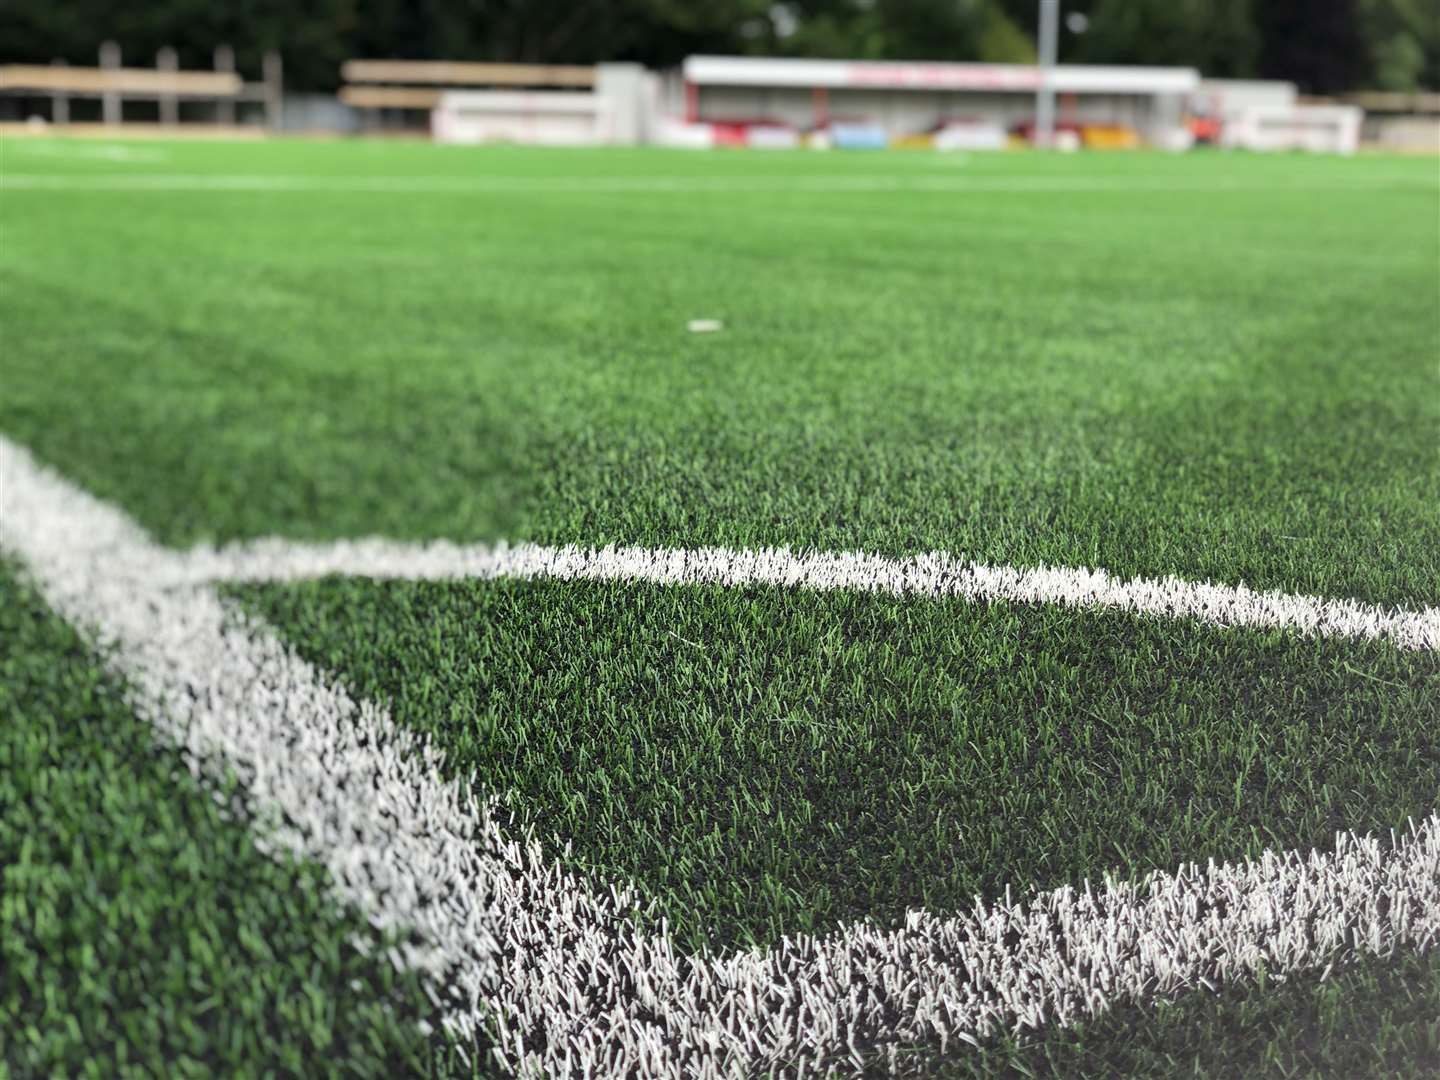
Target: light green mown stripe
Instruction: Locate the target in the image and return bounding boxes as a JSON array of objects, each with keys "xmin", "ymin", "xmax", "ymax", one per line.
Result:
[
  {"xmin": 238, "ymin": 575, "xmax": 1440, "ymax": 954},
  {"xmin": 2, "ymin": 144, "xmax": 1436, "ymax": 605},
  {"xmin": 0, "ymin": 562, "xmax": 468, "ymax": 1077}
]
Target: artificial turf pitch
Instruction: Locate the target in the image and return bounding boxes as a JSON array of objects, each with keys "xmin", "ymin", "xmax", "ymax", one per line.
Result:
[{"xmin": 2, "ymin": 136, "xmax": 1438, "ymax": 1075}]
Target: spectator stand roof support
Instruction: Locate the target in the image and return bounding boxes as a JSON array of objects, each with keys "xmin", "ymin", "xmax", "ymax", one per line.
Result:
[{"xmin": 0, "ymin": 41, "xmax": 282, "ymax": 132}]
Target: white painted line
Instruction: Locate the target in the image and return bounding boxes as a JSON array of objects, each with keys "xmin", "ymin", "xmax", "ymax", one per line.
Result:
[
  {"xmin": 170, "ymin": 537, "xmax": 1440, "ymax": 651},
  {"xmin": 4, "ymin": 431, "xmax": 1438, "ymax": 1078},
  {"xmin": 2, "ymin": 172, "xmax": 1434, "ymax": 196},
  {"xmin": 8, "ymin": 141, "xmax": 170, "ymax": 164}
]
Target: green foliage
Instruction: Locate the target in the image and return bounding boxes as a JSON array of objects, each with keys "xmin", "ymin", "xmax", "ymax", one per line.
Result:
[
  {"xmin": 1074, "ymin": 0, "xmax": 1258, "ymax": 78},
  {"xmin": 976, "ymin": 4, "xmax": 1036, "ymax": 64},
  {"xmin": 742, "ymin": 0, "xmax": 1032, "ymax": 65},
  {"xmin": 1360, "ymin": 0, "xmax": 1438, "ymax": 91},
  {"xmin": 1256, "ymin": 0, "xmax": 1370, "ymax": 94},
  {"xmin": 0, "ymin": 0, "xmax": 1436, "ymax": 92},
  {"xmin": 1372, "ymin": 32, "xmax": 1427, "ymax": 91}
]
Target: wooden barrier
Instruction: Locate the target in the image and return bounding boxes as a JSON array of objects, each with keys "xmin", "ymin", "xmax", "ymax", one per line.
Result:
[
  {"xmin": 0, "ymin": 43, "xmax": 281, "ymax": 130},
  {"xmin": 339, "ymin": 61, "xmax": 598, "ymax": 117},
  {"xmin": 0, "ymin": 65, "xmax": 242, "ymax": 98},
  {"xmin": 338, "ymin": 85, "xmax": 442, "ymax": 110},
  {"xmin": 1340, "ymin": 91, "xmax": 1440, "ymax": 115},
  {"xmin": 341, "ymin": 60, "xmax": 595, "ymax": 88}
]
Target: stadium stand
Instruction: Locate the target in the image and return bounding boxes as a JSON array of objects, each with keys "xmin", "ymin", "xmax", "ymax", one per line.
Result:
[{"xmin": 0, "ymin": 42, "xmax": 281, "ymax": 130}]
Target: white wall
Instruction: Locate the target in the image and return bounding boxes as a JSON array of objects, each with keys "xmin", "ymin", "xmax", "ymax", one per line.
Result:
[
  {"xmin": 430, "ymin": 66, "xmax": 658, "ymax": 146},
  {"xmin": 1223, "ymin": 104, "xmax": 1362, "ymax": 154},
  {"xmin": 432, "ymin": 90, "xmax": 604, "ymax": 145},
  {"xmin": 595, "ymin": 63, "xmax": 656, "ymax": 145},
  {"xmin": 1197, "ymin": 79, "xmax": 1297, "ymax": 121}
]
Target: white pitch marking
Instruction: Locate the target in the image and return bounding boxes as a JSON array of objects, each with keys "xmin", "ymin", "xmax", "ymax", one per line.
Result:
[
  {"xmin": 167, "ymin": 536, "xmax": 1440, "ymax": 651},
  {"xmin": 3, "ymin": 432, "xmax": 1439, "ymax": 1078},
  {"xmin": 1, "ymin": 172, "xmax": 1434, "ymax": 196},
  {"xmin": 9, "ymin": 140, "xmax": 170, "ymax": 164}
]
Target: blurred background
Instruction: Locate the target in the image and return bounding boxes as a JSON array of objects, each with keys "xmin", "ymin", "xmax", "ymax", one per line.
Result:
[{"xmin": 1, "ymin": 1, "xmax": 1436, "ymax": 150}]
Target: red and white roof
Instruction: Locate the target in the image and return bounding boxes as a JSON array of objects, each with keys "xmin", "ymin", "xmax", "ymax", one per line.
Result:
[{"xmin": 683, "ymin": 56, "xmax": 1199, "ymax": 95}]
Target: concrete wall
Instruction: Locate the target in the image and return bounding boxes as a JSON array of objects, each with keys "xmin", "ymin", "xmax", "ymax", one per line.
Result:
[
  {"xmin": 428, "ymin": 65, "xmax": 657, "ymax": 146},
  {"xmin": 595, "ymin": 63, "xmax": 657, "ymax": 145},
  {"xmin": 1362, "ymin": 115, "xmax": 1440, "ymax": 152},
  {"xmin": 1196, "ymin": 79, "xmax": 1297, "ymax": 128},
  {"xmin": 279, "ymin": 93, "xmax": 359, "ymax": 134}
]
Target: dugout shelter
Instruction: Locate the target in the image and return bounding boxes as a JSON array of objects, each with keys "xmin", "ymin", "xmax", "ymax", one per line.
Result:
[{"xmin": 671, "ymin": 55, "xmax": 1199, "ymax": 148}]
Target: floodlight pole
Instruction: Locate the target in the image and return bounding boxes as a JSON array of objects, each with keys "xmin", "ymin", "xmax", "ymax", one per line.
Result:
[{"xmin": 1036, "ymin": 0, "xmax": 1058, "ymax": 148}]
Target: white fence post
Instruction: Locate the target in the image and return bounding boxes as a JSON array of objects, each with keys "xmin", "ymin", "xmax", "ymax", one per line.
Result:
[
  {"xmin": 99, "ymin": 40, "xmax": 121, "ymax": 125},
  {"xmin": 262, "ymin": 51, "xmax": 283, "ymax": 131},
  {"xmin": 214, "ymin": 44, "xmax": 236, "ymax": 126},
  {"xmin": 50, "ymin": 59, "xmax": 70, "ymax": 124},
  {"xmin": 157, "ymin": 46, "xmax": 179, "ymax": 126}
]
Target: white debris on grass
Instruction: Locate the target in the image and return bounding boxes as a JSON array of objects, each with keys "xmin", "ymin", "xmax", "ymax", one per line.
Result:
[
  {"xmin": 687, "ymin": 318, "xmax": 724, "ymax": 333},
  {"xmin": 3, "ymin": 431, "xmax": 1438, "ymax": 1078}
]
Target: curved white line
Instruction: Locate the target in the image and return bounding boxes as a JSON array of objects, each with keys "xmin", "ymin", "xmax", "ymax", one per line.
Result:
[
  {"xmin": 169, "ymin": 536, "xmax": 1440, "ymax": 651},
  {"xmin": 3, "ymin": 433, "xmax": 1437, "ymax": 1077}
]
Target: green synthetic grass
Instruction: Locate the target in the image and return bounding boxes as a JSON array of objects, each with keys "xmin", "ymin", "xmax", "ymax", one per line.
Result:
[
  {"xmin": 239, "ymin": 574, "xmax": 1440, "ymax": 954},
  {"xmin": 2, "ymin": 141, "xmax": 1437, "ymax": 607},
  {"xmin": 3, "ymin": 137, "xmax": 1439, "ymax": 1074},
  {"xmin": 916, "ymin": 951, "xmax": 1440, "ymax": 1079},
  {"xmin": 0, "ymin": 561, "xmax": 456, "ymax": 1077},
  {"xmin": 5, "ymin": 558, "xmax": 1434, "ymax": 1080},
  {"xmin": 3, "ymin": 554, "xmax": 1436, "ymax": 1078}
]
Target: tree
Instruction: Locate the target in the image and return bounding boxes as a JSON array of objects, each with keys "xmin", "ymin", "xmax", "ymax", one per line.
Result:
[
  {"xmin": 1357, "ymin": 0, "xmax": 1439, "ymax": 91},
  {"xmin": 0, "ymin": 0, "xmax": 1433, "ymax": 93},
  {"xmin": 1257, "ymin": 0, "xmax": 1368, "ymax": 94},
  {"xmin": 759, "ymin": 1, "xmax": 1027, "ymax": 64},
  {"xmin": 1064, "ymin": 0, "xmax": 1258, "ymax": 78}
]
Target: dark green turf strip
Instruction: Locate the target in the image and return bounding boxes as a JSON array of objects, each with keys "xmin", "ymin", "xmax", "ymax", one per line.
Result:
[
  {"xmin": 2, "ymin": 145, "xmax": 1436, "ymax": 606},
  {"xmin": 911, "ymin": 951, "xmax": 1440, "ymax": 1079},
  {"xmin": 0, "ymin": 562, "xmax": 467, "ymax": 1077},
  {"xmin": 237, "ymin": 575, "xmax": 1440, "ymax": 955}
]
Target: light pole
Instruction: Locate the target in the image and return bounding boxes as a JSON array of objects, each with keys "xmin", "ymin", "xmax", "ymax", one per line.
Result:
[{"xmin": 1035, "ymin": 0, "xmax": 1059, "ymax": 147}]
